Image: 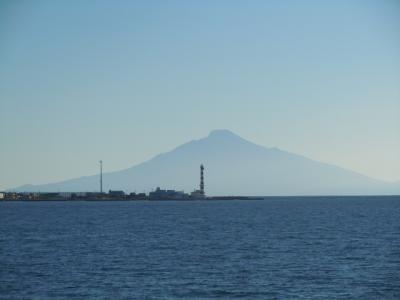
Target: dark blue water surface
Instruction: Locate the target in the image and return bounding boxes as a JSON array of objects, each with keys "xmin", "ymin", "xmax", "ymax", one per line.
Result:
[{"xmin": 1, "ymin": 197, "xmax": 400, "ymax": 299}]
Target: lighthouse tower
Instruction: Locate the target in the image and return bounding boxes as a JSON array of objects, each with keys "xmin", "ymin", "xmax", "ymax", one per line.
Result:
[
  {"xmin": 191, "ymin": 164, "xmax": 205, "ymax": 199},
  {"xmin": 200, "ymin": 164, "xmax": 204, "ymax": 195}
]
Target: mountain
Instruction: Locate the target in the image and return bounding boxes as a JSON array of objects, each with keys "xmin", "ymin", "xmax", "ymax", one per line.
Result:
[{"xmin": 10, "ymin": 129, "xmax": 400, "ymax": 195}]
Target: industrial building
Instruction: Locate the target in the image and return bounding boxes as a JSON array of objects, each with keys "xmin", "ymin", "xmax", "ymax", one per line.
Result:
[{"xmin": 150, "ymin": 164, "xmax": 206, "ymax": 200}]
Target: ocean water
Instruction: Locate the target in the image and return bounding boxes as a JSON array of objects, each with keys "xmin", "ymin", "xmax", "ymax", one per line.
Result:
[{"xmin": 1, "ymin": 197, "xmax": 399, "ymax": 299}]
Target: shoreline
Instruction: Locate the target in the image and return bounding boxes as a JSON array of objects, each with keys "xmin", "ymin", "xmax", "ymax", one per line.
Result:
[{"xmin": 1, "ymin": 195, "xmax": 399, "ymax": 202}]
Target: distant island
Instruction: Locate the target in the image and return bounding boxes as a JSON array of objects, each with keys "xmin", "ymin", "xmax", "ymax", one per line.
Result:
[{"xmin": 6, "ymin": 130, "xmax": 400, "ymax": 196}]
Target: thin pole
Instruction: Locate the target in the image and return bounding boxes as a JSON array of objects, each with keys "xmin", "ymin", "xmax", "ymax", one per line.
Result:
[
  {"xmin": 200, "ymin": 164, "xmax": 204, "ymax": 195},
  {"xmin": 99, "ymin": 160, "xmax": 103, "ymax": 193}
]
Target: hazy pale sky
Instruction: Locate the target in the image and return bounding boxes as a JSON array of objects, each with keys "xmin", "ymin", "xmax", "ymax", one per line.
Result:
[{"xmin": 0, "ymin": 0, "xmax": 399, "ymax": 190}]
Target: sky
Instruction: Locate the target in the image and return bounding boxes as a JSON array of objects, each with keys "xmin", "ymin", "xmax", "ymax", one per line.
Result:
[{"xmin": 0, "ymin": 0, "xmax": 399, "ymax": 190}]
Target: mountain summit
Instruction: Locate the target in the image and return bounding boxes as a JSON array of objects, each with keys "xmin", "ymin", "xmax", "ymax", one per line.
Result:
[
  {"xmin": 208, "ymin": 129, "xmax": 241, "ymax": 138},
  {"xmin": 11, "ymin": 130, "xmax": 399, "ymax": 195}
]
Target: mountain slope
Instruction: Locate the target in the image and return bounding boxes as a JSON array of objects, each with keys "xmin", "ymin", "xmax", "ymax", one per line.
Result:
[{"xmin": 10, "ymin": 130, "xmax": 400, "ymax": 195}]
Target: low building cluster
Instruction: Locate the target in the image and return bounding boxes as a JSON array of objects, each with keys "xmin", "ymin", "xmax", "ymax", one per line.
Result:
[
  {"xmin": 0, "ymin": 190, "xmax": 148, "ymax": 201},
  {"xmin": 1, "ymin": 164, "xmax": 207, "ymax": 201},
  {"xmin": 0, "ymin": 189, "xmax": 205, "ymax": 201}
]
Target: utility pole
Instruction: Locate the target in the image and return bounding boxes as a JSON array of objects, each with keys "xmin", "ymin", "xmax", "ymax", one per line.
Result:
[{"xmin": 99, "ymin": 160, "xmax": 103, "ymax": 194}]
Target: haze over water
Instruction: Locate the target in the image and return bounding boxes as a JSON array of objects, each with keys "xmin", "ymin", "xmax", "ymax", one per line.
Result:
[
  {"xmin": 1, "ymin": 196, "xmax": 399, "ymax": 299},
  {"xmin": 1, "ymin": 1, "xmax": 399, "ymax": 190}
]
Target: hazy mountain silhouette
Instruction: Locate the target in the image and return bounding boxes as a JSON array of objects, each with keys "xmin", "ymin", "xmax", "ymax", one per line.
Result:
[{"xmin": 11, "ymin": 129, "xmax": 400, "ymax": 195}]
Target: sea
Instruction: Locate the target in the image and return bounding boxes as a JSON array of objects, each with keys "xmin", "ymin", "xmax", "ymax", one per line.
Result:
[{"xmin": 1, "ymin": 196, "xmax": 399, "ymax": 299}]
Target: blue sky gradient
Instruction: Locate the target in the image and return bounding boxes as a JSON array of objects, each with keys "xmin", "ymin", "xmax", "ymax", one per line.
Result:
[{"xmin": 0, "ymin": 0, "xmax": 399, "ymax": 190}]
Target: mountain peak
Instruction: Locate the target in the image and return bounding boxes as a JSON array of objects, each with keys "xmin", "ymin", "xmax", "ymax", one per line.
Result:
[
  {"xmin": 9, "ymin": 129, "xmax": 399, "ymax": 195},
  {"xmin": 208, "ymin": 129, "xmax": 238, "ymax": 138}
]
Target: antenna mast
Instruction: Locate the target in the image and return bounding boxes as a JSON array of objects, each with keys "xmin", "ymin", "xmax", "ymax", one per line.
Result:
[{"xmin": 99, "ymin": 160, "xmax": 103, "ymax": 194}]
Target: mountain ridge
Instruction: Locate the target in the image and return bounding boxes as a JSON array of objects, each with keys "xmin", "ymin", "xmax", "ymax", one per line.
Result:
[{"xmin": 9, "ymin": 130, "xmax": 400, "ymax": 195}]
